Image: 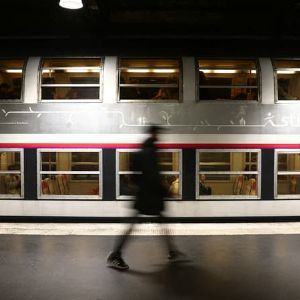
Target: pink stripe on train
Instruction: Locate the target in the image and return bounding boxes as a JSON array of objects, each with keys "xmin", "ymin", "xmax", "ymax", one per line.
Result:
[{"xmin": 0, "ymin": 143, "xmax": 300, "ymax": 149}]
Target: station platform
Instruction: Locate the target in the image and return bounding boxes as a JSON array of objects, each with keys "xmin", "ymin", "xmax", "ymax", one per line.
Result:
[{"xmin": 0, "ymin": 223, "xmax": 299, "ymax": 300}]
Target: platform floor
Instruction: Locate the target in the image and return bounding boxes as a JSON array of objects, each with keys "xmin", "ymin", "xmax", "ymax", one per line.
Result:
[{"xmin": 0, "ymin": 225, "xmax": 300, "ymax": 300}]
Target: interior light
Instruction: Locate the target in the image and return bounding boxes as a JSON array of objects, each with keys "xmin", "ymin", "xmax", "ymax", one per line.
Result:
[
  {"xmin": 42, "ymin": 67, "xmax": 100, "ymax": 73},
  {"xmin": 199, "ymin": 69, "xmax": 238, "ymax": 74},
  {"xmin": 59, "ymin": 0, "xmax": 83, "ymax": 9},
  {"xmin": 199, "ymin": 69, "xmax": 212, "ymax": 73},
  {"xmin": 65, "ymin": 67, "xmax": 100, "ymax": 73},
  {"xmin": 126, "ymin": 68, "xmax": 177, "ymax": 73},
  {"xmin": 126, "ymin": 68, "xmax": 151, "ymax": 73},
  {"xmin": 213, "ymin": 69, "xmax": 237, "ymax": 74},
  {"xmin": 152, "ymin": 69, "xmax": 177, "ymax": 73},
  {"xmin": 5, "ymin": 69, "xmax": 22, "ymax": 73},
  {"xmin": 277, "ymin": 70, "xmax": 296, "ymax": 74}
]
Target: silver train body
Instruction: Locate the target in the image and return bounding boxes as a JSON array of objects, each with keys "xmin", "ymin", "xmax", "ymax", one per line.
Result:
[{"xmin": 1, "ymin": 57, "xmax": 300, "ymax": 219}]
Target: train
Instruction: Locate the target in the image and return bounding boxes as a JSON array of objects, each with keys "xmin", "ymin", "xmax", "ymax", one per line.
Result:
[{"xmin": 0, "ymin": 56, "xmax": 300, "ymax": 219}]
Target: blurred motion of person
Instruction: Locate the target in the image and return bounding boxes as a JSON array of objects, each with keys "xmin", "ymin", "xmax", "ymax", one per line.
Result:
[{"xmin": 107, "ymin": 125, "xmax": 183, "ymax": 270}]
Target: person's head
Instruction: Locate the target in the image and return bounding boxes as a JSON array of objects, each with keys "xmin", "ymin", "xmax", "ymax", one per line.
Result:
[
  {"xmin": 199, "ymin": 71, "xmax": 206, "ymax": 82},
  {"xmin": 200, "ymin": 174, "xmax": 206, "ymax": 183},
  {"xmin": 167, "ymin": 175, "xmax": 176, "ymax": 185},
  {"xmin": 147, "ymin": 125, "xmax": 162, "ymax": 141},
  {"xmin": 8, "ymin": 164, "xmax": 19, "ymax": 171}
]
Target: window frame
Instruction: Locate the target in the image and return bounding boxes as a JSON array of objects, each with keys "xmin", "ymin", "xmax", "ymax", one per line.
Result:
[
  {"xmin": 274, "ymin": 149, "xmax": 300, "ymax": 199},
  {"xmin": 0, "ymin": 148, "xmax": 24, "ymax": 199},
  {"xmin": 37, "ymin": 148, "xmax": 102, "ymax": 200},
  {"xmin": 273, "ymin": 58, "xmax": 300, "ymax": 103},
  {"xmin": 116, "ymin": 149, "xmax": 182, "ymax": 200},
  {"xmin": 38, "ymin": 57, "xmax": 104, "ymax": 103},
  {"xmin": 0, "ymin": 58, "xmax": 26, "ymax": 103},
  {"xmin": 117, "ymin": 57, "xmax": 183, "ymax": 103},
  {"xmin": 116, "ymin": 149, "xmax": 140, "ymax": 200},
  {"xmin": 196, "ymin": 149, "xmax": 261, "ymax": 200},
  {"xmin": 196, "ymin": 58, "xmax": 261, "ymax": 103}
]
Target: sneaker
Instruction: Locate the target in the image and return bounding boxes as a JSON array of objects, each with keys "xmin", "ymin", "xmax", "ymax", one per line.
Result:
[
  {"xmin": 168, "ymin": 250, "xmax": 185, "ymax": 261},
  {"xmin": 107, "ymin": 253, "xmax": 129, "ymax": 270}
]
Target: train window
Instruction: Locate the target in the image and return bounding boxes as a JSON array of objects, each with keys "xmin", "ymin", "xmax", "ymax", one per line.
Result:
[
  {"xmin": 196, "ymin": 150, "xmax": 261, "ymax": 199},
  {"xmin": 0, "ymin": 149, "xmax": 24, "ymax": 198},
  {"xmin": 38, "ymin": 149, "xmax": 102, "ymax": 199},
  {"xmin": 198, "ymin": 59, "xmax": 258, "ymax": 101},
  {"xmin": 0, "ymin": 59, "xmax": 25, "ymax": 101},
  {"xmin": 118, "ymin": 58, "xmax": 181, "ymax": 102},
  {"xmin": 40, "ymin": 58, "xmax": 103, "ymax": 101},
  {"xmin": 275, "ymin": 150, "xmax": 300, "ymax": 198},
  {"xmin": 158, "ymin": 150, "xmax": 182, "ymax": 199},
  {"xmin": 117, "ymin": 150, "xmax": 140, "ymax": 199},
  {"xmin": 273, "ymin": 60, "xmax": 300, "ymax": 101},
  {"xmin": 116, "ymin": 149, "xmax": 182, "ymax": 199}
]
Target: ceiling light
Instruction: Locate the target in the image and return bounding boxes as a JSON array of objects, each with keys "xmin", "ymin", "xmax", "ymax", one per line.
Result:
[
  {"xmin": 5, "ymin": 69, "xmax": 22, "ymax": 73},
  {"xmin": 126, "ymin": 68, "xmax": 177, "ymax": 73},
  {"xmin": 65, "ymin": 67, "xmax": 100, "ymax": 73},
  {"xmin": 199, "ymin": 69, "xmax": 238, "ymax": 74},
  {"xmin": 152, "ymin": 69, "xmax": 177, "ymax": 73},
  {"xmin": 126, "ymin": 68, "xmax": 151, "ymax": 73},
  {"xmin": 277, "ymin": 70, "xmax": 296, "ymax": 74},
  {"xmin": 59, "ymin": 0, "xmax": 83, "ymax": 9}
]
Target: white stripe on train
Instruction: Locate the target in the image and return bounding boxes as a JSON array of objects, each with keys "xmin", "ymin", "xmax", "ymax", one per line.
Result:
[{"xmin": 1, "ymin": 134, "xmax": 300, "ymax": 145}]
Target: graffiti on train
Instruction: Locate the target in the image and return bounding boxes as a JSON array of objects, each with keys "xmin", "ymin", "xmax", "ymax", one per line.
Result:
[{"xmin": 1, "ymin": 103, "xmax": 300, "ymax": 134}]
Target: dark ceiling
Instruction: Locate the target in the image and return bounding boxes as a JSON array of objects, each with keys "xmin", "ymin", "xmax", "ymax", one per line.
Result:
[{"xmin": 1, "ymin": 0, "xmax": 300, "ymax": 56}]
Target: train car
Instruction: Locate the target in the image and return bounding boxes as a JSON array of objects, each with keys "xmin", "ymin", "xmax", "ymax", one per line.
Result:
[{"xmin": 0, "ymin": 56, "xmax": 300, "ymax": 219}]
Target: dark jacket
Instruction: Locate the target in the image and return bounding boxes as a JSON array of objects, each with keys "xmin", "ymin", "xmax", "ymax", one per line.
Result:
[{"xmin": 133, "ymin": 137, "xmax": 167, "ymax": 215}]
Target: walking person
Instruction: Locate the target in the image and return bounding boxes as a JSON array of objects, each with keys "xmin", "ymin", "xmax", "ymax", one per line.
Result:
[{"xmin": 107, "ymin": 125, "xmax": 183, "ymax": 270}]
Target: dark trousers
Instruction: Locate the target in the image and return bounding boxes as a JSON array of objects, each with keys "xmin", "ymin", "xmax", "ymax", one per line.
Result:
[{"xmin": 112, "ymin": 213, "xmax": 176, "ymax": 255}]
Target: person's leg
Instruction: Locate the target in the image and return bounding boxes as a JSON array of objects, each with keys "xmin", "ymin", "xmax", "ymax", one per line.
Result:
[
  {"xmin": 157, "ymin": 214, "xmax": 176, "ymax": 252},
  {"xmin": 158, "ymin": 213, "xmax": 185, "ymax": 260},
  {"xmin": 107, "ymin": 213, "xmax": 138, "ymax": 270},
  {"xmin": 112, "ymin": 221, "xmax": 135, "ymax": 255}
]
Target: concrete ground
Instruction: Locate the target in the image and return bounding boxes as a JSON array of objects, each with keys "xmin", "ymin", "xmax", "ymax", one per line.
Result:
[{"xmin": 0, "ymin": 224, "xmax": 299, "ymax": 300}]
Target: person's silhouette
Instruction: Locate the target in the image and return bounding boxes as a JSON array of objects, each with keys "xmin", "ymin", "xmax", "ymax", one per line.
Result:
[{"xmin": 107, "ymin": 125, "xmax": 183, "ymax": 270}]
